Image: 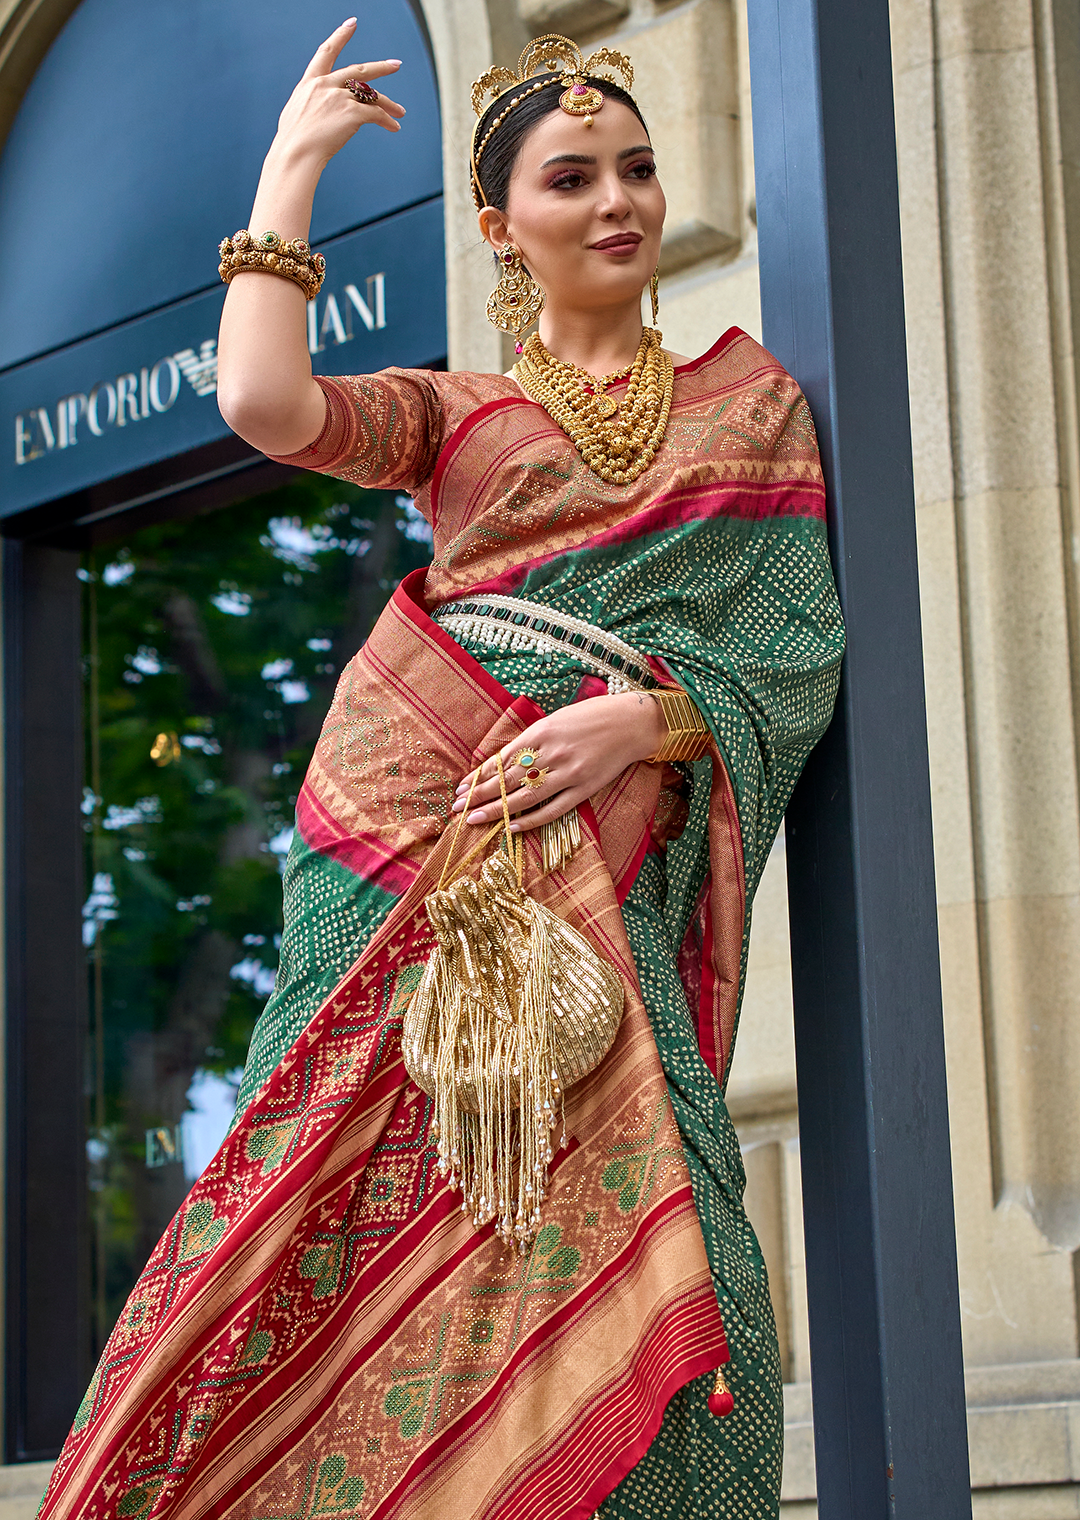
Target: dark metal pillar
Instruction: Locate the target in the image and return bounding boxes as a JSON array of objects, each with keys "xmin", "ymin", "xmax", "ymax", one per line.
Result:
[
  {"xmin": 3, "ymin": 539, "xmax": 89, "ymax": 1459},
  {"xmin": 745, "ymin": 1, "xmax": 972, "ymax": 1516}
]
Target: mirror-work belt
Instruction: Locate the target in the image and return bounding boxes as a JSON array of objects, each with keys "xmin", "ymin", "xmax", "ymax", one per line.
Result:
[{"xmin": 432, "ymin": 593, "xmax": 659, "ymax": 694}]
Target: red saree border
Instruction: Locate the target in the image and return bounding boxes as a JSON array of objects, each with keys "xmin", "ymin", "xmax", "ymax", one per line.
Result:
[
  {"xmin": 294, "ymin": 783, "xmax": 420, "ymax": 895},
  {"xmin": 459, "ymin": 473, "xmax": 825, "ymax": 605},
  {"xmin": 699, "ymin": 897, "xmax": 720, "ymax": 1080},
  {"xmin": 429, "ymin": 395, "xmax": 538, "ymax": 535},
  {"xmin": 674, "ymin": 326, "xmax": 744, "ymax": 375},
  {"xmin": 395, "ymin": 567, "xmax": 531, "ymax": 711},
  {"xmin": 494, "ymin": 1292, "xmax": 727, "ymax": 1520},
  {"xmin": 372, "ymin": 1194, "xmax": 725, "ymax": 1520},
  {"xmin": 704, "ymin": 751, "xmax": 746, "ymax": 1082}
]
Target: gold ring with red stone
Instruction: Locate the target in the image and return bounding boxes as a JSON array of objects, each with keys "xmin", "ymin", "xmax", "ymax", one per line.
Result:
[
  {"xmin": 513, "ymin": 748, "xmax": 548, "ymax": 789},
  {"xmin": 345, "ymin": 77, "xmax": 380, "ymax": 105}
]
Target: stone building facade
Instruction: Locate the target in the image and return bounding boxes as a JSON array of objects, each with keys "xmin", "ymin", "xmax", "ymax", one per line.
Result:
[{"xmin": 0, "ymin": 0, "xmax": 1076, "ymax": 1514}]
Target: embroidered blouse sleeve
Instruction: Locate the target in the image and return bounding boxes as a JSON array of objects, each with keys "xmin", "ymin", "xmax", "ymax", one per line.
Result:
[{"xmin": 264, "ymin": 370, "xmax": 444, "ymax": 495}]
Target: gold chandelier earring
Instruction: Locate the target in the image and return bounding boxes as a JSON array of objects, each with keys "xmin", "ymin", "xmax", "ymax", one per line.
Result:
[
  {"xmin": 487, "ymin": 243, "xmax": 545, "ymax": 346},
  {"xmin": 650, "ymin": 266, "xmax": 660, "ymax": 327}
]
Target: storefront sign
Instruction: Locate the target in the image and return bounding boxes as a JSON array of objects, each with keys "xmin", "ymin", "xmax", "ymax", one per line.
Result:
[{"xmin": 0, "ymin": 197, "xmax": 445, "ymax": 518}]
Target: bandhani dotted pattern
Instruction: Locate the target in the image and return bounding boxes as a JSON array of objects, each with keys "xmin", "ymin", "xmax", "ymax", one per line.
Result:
[
  {"xmin": 232, "ymin": 830, "xmax": 401, "ymax": 1120},
  {"xmin": 598, "ymin": 853, "xmax": 783, "ymax": 1517},
  {"xmin": 41, "ymin": 330, "xmax": 840, "ymax": 1520}
]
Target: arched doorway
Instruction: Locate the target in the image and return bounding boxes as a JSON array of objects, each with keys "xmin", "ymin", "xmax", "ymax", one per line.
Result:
[{"xmin": 0, "ymin": 0, "xmax": 445, "ymax": 1461}]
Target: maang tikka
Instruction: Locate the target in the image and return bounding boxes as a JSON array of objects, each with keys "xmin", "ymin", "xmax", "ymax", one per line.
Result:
[
  {"xmin": 487, "ymin": 242, "xmax": 545, "ymax": 338},
  {"xmin": 470, "ymin": 35, "xmax": 635, "ymax": 212}
]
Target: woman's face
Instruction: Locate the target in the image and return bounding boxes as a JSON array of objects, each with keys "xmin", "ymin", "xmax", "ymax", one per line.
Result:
[{"xmin": 482, "ymin": 98, "xmax": 665, "ymax": 316}]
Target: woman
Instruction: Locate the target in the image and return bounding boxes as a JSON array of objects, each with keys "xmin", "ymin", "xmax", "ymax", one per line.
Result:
[{"xmin": 40, "ymin": 21, "xmax": 843, "ymax": 1520}]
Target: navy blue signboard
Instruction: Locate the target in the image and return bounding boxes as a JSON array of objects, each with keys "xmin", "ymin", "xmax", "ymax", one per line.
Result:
[
  {"xmin": 0, "ymin": 200, "xmax": 444, "ymax": 518},
  {"xmin": 0, "ymin": 0, "xmax": 446, "ymax": 521},
  {"xmin": 0, "ymin": 0, "xmax": 442, "ymax": 370}
]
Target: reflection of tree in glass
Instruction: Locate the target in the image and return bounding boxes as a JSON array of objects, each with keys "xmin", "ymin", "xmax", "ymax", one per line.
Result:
[{"xmin": 82, "ymin": 478, "xmax": 431, "ymax": 1351}]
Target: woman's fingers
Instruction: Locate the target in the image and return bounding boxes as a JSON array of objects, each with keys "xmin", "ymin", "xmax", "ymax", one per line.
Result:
[
  {"xmin": 302, "ymin": 18, "xmax": 358, "ymax": 80},
  {"xmin": 368, "ymin": 93, "xmax": 407, "ymax": 119},
  {"xmin": 448, "ymin": 692, "xmax": 662, "ymax": 835},
  {"xmin": 455, "ymin": 773, "xmax": 568, "ymax": 826},
  {"xmin": 507, "ymin": 790, "xmax": 584, "ymax": 832},
  {"xmin": 455, "ymin": 782, "xmax": 578, "ymax": 830},
  {"xmin": 345, "ymin": 89, "xmax": 407, "ymax": 131},
  {"xmin": 326, "ymin": 62, "xmax": 406, "ymax": 132},
  {"xmin": 454, "ymin": 754, "xmax": 548, "ymax": 816},
  {"xmin": 368, "ymin": 103, "xmax": 405, "ymax": 133},
  {"xmin": 328, "ymin": 59, "xmax": 404, "ymax": 86},
  {"xmin": 456, "ymin": 739, "xmax": 548, "ymax": 795}
]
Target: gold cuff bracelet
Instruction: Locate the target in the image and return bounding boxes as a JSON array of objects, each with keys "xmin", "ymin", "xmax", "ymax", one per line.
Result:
[
  {"xmin": 218, "ymin": 229, "xmax": 326, "ymax": 302},
  {"xmin": 648, "ymin": 687, "xmax": 711, "ymax": 765}
]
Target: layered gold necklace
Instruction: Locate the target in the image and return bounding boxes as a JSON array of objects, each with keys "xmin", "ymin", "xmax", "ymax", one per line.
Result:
[{"xmin": 513, "ymin": 326, "xmax": 675, "ymax": 485}]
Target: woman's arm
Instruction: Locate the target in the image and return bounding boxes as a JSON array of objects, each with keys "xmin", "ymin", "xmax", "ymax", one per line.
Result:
[{"xmin": 216, "ymin": 20, "xmax": 405, "ymax": 456}]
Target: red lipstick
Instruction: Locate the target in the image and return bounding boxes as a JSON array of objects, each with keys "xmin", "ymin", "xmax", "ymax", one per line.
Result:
[{"xmin": 590, "ymin": 232, "xmax": 643, "ymax": 254}]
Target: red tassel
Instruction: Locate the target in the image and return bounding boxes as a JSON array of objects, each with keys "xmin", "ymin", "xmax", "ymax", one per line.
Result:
[{"xmin": 708, "ymin": 1367, "xmax": 734, "ymax": 1418}]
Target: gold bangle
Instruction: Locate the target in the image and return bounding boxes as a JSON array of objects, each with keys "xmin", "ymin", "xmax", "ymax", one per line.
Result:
[
  {"xmin": 218, "ymin": 229, "xmax": 326, "ymax": 301},
  {"xmin": 647, "ymin": 688, "xmax": 711, "ymax": 765}
]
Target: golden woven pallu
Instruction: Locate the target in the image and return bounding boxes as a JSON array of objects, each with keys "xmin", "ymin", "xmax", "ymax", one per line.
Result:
[{"xmin": 40, "ymin": 582, "xmax": 735, "ymax": 1520}]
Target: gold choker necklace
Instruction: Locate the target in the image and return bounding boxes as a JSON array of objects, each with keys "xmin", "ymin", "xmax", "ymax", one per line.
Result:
[{"xmin": 512, "ymin": 328, "xmax": 675, "ymax": 485}]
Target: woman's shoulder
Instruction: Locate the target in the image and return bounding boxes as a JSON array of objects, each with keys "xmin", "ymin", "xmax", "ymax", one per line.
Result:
[
  {"xmin": 380, "ymin": 365, "xmax": 518, "ymax": 401},
  {"xmin": 367, "ymin": 329, "xmax": 799, "ymax": 420},
  {"xmin": 373, "ymin": 364, "xmax": 522, "ymax": 431},
  {"xmin": 673, "ymin": 328, "xmax": 802, "ymax": 399}
]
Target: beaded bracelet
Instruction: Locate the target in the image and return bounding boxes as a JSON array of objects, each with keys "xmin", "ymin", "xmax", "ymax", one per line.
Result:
[
  {"xmin": 648, "ymin": 688, "xmax": 712, "ymax": 764},
  {"xmin": 218, "ymin": 229, "xmax": 326, "ymax": 301}
]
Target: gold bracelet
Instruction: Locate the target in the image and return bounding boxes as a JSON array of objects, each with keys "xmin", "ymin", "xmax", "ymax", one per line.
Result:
[
  {"xmin": 647, "ymin": 687, "xmax": 711, "ymax": 764},
  {"xmin": 218, "ymin": 229, "xmax": 326, "ymax": 301}
]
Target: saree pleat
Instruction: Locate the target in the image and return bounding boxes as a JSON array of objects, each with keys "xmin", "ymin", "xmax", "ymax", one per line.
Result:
[
  {"xmin": 39, "ymin": 329, "xmax": 842, "ymax": 1520},
  {"xmin": 604, "ymin": 851, "xmax": 782, "ymax": 1518}
]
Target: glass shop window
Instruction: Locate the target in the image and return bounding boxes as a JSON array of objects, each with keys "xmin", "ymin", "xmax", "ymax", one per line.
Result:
[{"xmin": 80, "ymin": 478, "xmax": 432, "ymax": 1356}]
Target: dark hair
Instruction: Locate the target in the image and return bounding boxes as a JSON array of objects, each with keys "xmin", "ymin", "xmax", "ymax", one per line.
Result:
[{"xmin": 473, "ymin": 75, "xmax": 650, "ymax": 212}]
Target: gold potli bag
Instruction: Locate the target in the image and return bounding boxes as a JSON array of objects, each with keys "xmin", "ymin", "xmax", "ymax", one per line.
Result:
[{"xmin": 402, "ymin": 758, "xmax": 624, "ymax": 1251}]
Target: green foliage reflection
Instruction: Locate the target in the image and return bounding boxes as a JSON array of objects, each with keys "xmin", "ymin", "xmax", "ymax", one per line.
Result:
[{"xmin": 82, "ymin": 476, "xmax": 431, "ymax": 1350}]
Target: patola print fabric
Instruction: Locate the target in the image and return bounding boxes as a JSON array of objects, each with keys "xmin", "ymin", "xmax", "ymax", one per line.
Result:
[{"xmin": 40, "ymin": 330, "xmax": 843, "ymax": 1519}]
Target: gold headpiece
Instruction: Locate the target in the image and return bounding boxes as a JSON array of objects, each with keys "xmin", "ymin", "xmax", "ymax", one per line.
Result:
[{"xmin": 470, "ymin": 34, "xmax": 635, "ymax": 208}]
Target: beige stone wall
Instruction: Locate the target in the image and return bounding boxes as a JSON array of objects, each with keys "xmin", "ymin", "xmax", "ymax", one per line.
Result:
[
  {"xmin": 892, "ymin": 0, "xmax": 1080, "ymax": 1365},
  {"xmin": 0, "ymin": 0, "xmax": 1078, "ymax": 1511},
  {"xmin": 888, "ymin": 0, "xmax": 1080, "ymax": 1509}
]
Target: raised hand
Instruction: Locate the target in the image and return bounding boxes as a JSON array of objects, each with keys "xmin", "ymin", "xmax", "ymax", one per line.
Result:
[
  {"xmin": 217, "ymin": 19, "xmax": 408, "ymax": 457},
  {"xmin": 274, "ymin": 18, "xmax": 406, "ymax": 167}
]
